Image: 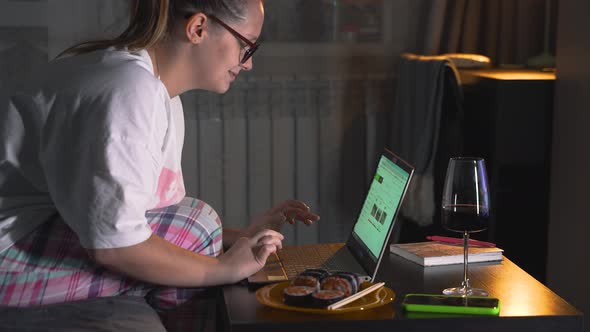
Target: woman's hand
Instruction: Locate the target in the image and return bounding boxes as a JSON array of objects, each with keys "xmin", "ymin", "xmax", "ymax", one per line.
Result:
[
  {"xmin": 243, "ymin": 200, "xmax": 320, "ymax": 237},
  {"xmin": 218, "ymin": 229, "xmax": 284, "ymax": 282},
  {"xmin": 91, "ymin": 229, "xmax": 285, "ymax": 287}
]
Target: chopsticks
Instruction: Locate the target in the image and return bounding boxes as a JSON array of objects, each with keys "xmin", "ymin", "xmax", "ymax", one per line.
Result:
[{"xmin": 326, "ymin": 282, "xmax": 385, "ymax": 310}]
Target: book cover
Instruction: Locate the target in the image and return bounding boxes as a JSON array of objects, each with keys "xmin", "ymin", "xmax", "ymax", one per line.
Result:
[{"xmin": 390, "ymin": 242, "xmax": 503, "ymax": 267}]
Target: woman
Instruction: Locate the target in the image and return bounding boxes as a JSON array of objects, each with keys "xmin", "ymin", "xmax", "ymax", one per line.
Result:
[{"xmin": 0, "ymin": 0, "xmax": 319, "ymax": 310}]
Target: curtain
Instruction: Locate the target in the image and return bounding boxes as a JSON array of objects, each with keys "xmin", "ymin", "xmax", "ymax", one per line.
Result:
[{"xmin": 421, "ymin": 0, "xmax": 556, "ymax": 66}]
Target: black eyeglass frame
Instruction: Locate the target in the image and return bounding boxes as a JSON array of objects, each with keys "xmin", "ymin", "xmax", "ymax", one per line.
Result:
[{"xmin": 185, "ymin": 13, "xmax": 260, "ymax": 64}]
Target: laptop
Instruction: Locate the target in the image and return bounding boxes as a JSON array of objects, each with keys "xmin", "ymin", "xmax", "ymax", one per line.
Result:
[{"xmin": 248, "ymin": 148, "xmax": 414, "ymax": 284}]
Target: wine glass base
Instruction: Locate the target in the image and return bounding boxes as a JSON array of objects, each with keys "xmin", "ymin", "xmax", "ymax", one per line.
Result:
[{"xmin": 443, "ymin": 286, "xmax": 489, "ymax": 297}]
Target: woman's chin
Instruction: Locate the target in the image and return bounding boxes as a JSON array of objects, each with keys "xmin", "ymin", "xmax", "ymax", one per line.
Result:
[
  {"xmin": 199, "ymin": 80, "xmax": 231, "ymax": 94},
  {"xmin": 213, "ymin": 82, "xmax": 231, "ymax": 94}
]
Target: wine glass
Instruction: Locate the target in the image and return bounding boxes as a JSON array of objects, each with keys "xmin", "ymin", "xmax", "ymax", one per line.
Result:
[{"xmin": 441, "ymin": 157, "xmax": 490, "ymax": 296}]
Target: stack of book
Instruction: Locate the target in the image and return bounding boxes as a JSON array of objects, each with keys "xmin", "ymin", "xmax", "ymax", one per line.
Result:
[{"xmin": 390, "ymin": 241, "xmax": 503, "ymax": 267}]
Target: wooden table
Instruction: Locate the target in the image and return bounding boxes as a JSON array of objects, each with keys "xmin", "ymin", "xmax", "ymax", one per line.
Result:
[{"xmin": 220, "ymin": 249, "xmax": 582, "ymax": 332}]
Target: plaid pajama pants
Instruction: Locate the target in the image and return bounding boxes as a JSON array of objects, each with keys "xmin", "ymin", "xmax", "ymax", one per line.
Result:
[{"xmin": 0, "ymin": 197, "xmax": 223, "ymax": 313}]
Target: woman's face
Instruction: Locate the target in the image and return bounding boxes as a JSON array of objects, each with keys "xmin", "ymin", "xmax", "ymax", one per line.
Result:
[{"xmin": 196, "ymin": 0, "xmax": 264, "ymax": 93}]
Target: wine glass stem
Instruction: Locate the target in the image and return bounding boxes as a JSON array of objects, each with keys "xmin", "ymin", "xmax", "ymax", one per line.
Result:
[{"xmin": 462, "ymin": 230, "xmax": 470, "ymax": 291}]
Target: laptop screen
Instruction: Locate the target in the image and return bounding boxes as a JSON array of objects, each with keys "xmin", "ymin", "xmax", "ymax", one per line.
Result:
[{"xmin": 352, "ymin": 153, "xmax": 412, "ymax": 260}]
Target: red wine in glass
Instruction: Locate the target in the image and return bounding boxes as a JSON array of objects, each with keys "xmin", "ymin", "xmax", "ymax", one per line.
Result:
[
  {"xmin": 442, "ymin": 204, "xmax": 488, "ymax": 233},
  {"xmin": 441, "ymin": 157, "xmax": 491, "ymax": 297}
]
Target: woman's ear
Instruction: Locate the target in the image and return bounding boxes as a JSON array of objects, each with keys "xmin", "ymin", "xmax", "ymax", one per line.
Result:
[{"xmin": 186, "ymin": 13, "xmax": 208, "ymax": 44}]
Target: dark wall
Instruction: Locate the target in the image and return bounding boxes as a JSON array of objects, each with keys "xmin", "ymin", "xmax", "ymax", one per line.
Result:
[{"xmin": 547, "ymin": 0, "xmax": 590, "ymax": 326}]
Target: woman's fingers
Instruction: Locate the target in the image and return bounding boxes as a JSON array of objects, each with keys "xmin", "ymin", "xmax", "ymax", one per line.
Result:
[
  {"xmin": 283, "ymin": 207, "xmax": 320, "ymax": 224},
  {"xmin": 249, "ymin": 229, "xmax": 284, "ymax": 265},
  {"xmin": 250, "ymin": 229, "xmax": 284, "ymax": 245},
  {"xmin": 273, "ymin": 211, "xmax": 287, "ymax": 224},
  {"xmin": 255, "ymin": 234, "xmax": 283, "ymax": 250},
  {"xmin": 253, "ymin": 244, "xmax": 278, "ymax": 266},
  {"xmin": 269, "ymin": 200, "xmax": 310, "ymax": 215},
  {"xmin": 257, "ymin": 200, "xmax": 320, "ymax": 230}
]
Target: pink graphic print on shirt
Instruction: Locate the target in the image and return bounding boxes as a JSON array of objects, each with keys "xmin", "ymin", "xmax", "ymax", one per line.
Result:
[{"xmin": 155, "ymin": 168, "xmax": 186, "ymax": 208}]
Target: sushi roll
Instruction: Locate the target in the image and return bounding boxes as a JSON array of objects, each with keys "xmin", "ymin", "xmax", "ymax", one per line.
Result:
[
  {"xmin": 332, "ymin": 272, "xmax": 360, "ymax": 294},
  {"xmin": 311, "ymin": 289, "xmax": 346, "ymax": 308},
  {"xmin": 320, "ymin": 272, "xmax": 359, "ymax": 296},
  {"xmin": 290, "ymin": 274, "xmax": 320, "ymax": 290},
  {"xmin": 290, "ymin": 269, "xmax": 330, "ymax": 290},
  {"xmin": 300, "ymin": 269, "xmax": 330, "ymax": 281},
  {"xmin": 283, "ymin": 286, "xmax": 315, "ymax": 306}
]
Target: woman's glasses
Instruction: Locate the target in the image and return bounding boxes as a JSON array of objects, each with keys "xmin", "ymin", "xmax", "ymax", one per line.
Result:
[{"xmin": 208, "ymin": 15, "xmax": 260, "ymax": 64}]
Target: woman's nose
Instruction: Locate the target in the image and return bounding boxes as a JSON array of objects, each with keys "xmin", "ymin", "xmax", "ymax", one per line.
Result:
[{"xmin": 240, "ymin": 57, "xmax": 253, "ymax": 71}]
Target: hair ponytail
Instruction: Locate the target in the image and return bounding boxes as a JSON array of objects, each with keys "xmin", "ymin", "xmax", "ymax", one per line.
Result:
[
  {"xmin": 58, "ymin": 0, "xmax": 169, "ymax": 57},
  {"xmin": 57, "ymin": 0, "xmax": 252, "ymax": 58}
]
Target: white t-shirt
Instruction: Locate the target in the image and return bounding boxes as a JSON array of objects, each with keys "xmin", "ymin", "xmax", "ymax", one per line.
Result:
[{"xmin": 0, "ymin": 48, "xmax": 186, "ymax": 252}]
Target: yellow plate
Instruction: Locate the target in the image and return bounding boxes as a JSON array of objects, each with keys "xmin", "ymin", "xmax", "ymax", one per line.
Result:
[{"xmin": 256, "ymin": 281, "xmax": 395, "ymax": 314}]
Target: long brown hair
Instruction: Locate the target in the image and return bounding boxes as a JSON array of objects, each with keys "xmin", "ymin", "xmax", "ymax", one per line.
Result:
[{"xmin": 58, "ymin": 0, "xmax": 251, "ymax": 57}]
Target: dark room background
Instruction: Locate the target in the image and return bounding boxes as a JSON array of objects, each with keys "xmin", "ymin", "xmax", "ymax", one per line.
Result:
[{"xmin": 3, "ymin": 1, "xmax": 587, "ymax": 329}]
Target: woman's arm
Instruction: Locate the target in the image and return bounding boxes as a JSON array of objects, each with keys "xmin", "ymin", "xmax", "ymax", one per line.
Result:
[{"xmin": 88, "ymin": 229, "xmax": 283, "ymax": 287}]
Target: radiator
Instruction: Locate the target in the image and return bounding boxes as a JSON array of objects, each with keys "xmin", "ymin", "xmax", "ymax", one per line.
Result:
[{"xmin": 181, "ymin": 74, "xmax": 394, "ymax": 245}]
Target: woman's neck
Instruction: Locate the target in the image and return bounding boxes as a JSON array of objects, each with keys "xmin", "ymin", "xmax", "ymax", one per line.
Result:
[{"xmin": 148, "ymin": 44, "xmax": 188, "ymax": 98}]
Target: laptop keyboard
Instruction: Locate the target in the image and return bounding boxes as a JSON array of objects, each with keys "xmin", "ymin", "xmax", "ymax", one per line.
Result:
[{"xmin": 277, "ymin": 244, "xmax": 349, "ymax": 279}]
